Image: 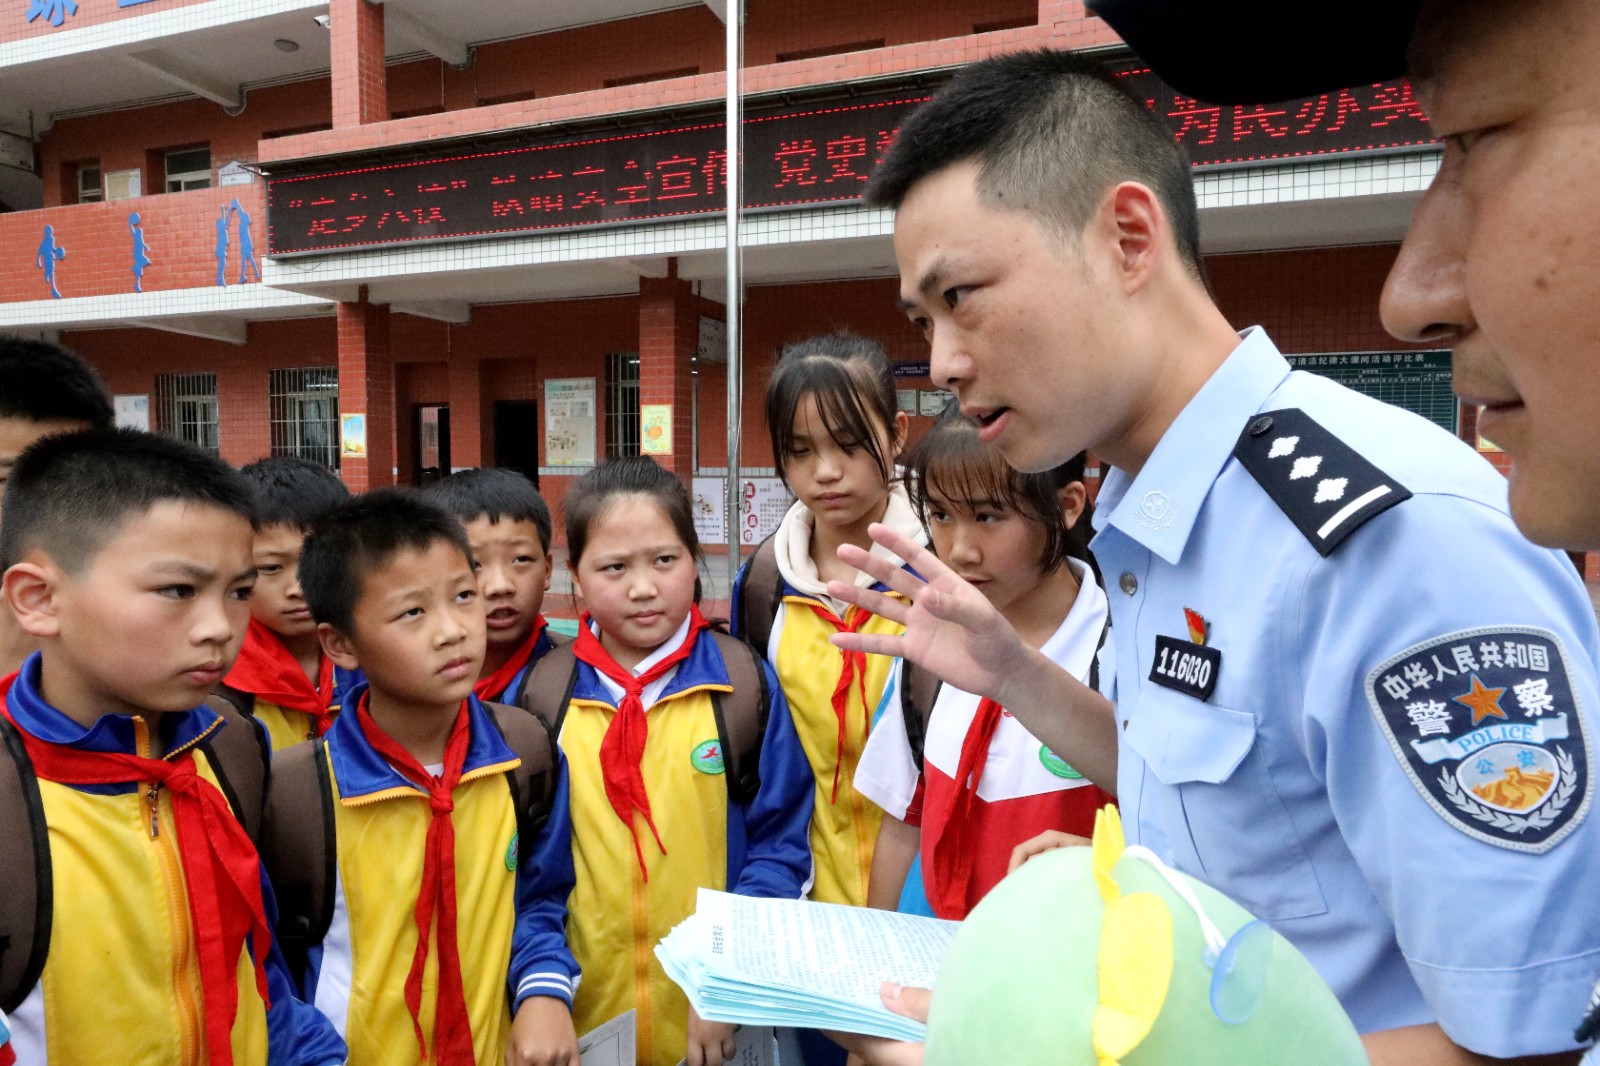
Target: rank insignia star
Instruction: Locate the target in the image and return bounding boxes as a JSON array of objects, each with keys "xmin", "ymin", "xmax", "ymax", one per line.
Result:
[{"xmin": 1454, "ymin": 673, "xmax": 1510, "ymax": 725}]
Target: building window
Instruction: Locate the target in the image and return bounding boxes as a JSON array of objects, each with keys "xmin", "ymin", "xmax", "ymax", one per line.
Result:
[
  {"xmin": 604, "ymin": 351, "xmax": 640, "ymax": 458},
  {"xmin": 76, "ymin": 163, "xmax": 102, "ymax": 203},
  {"xmin": 164, "ymin": 146, "xmax": 211, "ymax": 192},
  {"xmin": 154, "ymin": 372, "xmax": 220, "ymax": 454},
  {"xmin": 269, "ymin": 367, "xmax": 339, "ymax": 468}
]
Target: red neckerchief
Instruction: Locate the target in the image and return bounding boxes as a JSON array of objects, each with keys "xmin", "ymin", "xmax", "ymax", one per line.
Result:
[
  {"xmin": 473, "ymin": 615, "xmax": 548, "ymax": 703},
  {"xmin": 807, "ymin": 604, "xmax": 874, "ymax": 804},
  {"xmin": 0, "ymin": 680, "xmax": 271, "ymax": 1066},
  {"xmin": 223, "ymin": 619, "xmax": 336, "ymax": 735},
  {"xmin": 925, "ymin": 696, "xmax": 1006, "ymax": 921},
  {"xmin": 571, "ymin": 607, "xmax": 709, "ymax": 881},
  {"xmin": 354, "ymin": 693, "xmax": 475, "ymax": 1064}
]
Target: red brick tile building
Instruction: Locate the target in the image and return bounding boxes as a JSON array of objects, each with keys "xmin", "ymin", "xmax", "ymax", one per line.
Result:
[{"xmin": 0, "ymin": 0, "xmax": 1492, "ymax": 563}]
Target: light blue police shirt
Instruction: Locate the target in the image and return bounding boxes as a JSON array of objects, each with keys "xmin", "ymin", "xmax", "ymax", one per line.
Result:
[{"xmin": 1091, "ymin": 327, "xmax": 1600, "ymax": 1058}]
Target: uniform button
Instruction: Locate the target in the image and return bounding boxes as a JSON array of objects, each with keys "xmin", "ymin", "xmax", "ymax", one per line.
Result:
[
  {"xmin": 1248, "ymin": 415, "xmax": 1274, "ymax": 437},
  {"xmin": 1118, "ymin": 572, "xmax": 1138, "ymax": 595},
  {"xmin": 1122, "ymin": 719, "xmax": 1129, "ymax": 731}
]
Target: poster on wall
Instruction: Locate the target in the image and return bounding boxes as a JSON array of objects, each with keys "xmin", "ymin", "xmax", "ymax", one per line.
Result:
[
  {"xmin": 340, "ymin": 413, "xmax": 367, "ymax": 458},
  {"xmin": 544, "ymin": 378, "xmax": 597, "ymax": 467},
  {"xmin": 691, "ymin": 478, "xmax": 726, "ymax": 546},
  {"xmin": 641, "ymin": 404, "xmax": 673, "ymax": 455},
  {"xmin": 690, "ymin": 476, "xmax": 793, "ymax": 546},
  {"xmin": 113, "ymin": 394, "xmax": 150, "ymax": 431}
]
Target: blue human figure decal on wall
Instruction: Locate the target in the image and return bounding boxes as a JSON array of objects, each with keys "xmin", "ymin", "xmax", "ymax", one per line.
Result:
[
  {"xmin": 25, "ymin": 0, "xmax": 78, "ymax": 28},
  {"xmin": 231, "ymin": 198, "xmax": 259, "ymax": 283},
  {"xmin": 36, "ymin": 225, "xmax": 65, "ymax": 299},
  {"xmin": 214, "ymin": 203, "xmax": 231, "ymax": 287},
  {"xmin": 129, "ymin": 212, "xmax": 153, "ymax": 293}
]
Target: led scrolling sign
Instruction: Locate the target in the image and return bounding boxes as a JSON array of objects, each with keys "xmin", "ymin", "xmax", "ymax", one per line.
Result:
[{"xmin": 266, "ymin": 66, "xmax": 1436, "ymax": 257}]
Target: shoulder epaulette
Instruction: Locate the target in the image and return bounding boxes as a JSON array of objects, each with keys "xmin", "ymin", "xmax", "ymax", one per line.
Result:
[{"xmin": 1233, "ymin": 407, "xmax": 1412, "ymax": 557}]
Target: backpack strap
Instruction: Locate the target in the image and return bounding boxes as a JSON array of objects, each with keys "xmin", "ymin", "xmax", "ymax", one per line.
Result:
[
  {"xmin": 707, "ymin": 631, "xmax": 770, "ymax": 807},
  {"xmin": 516, "ymin": 643, "xmax": 580, "ymax": 749},
  {"xmin": 261, "ymin": 738, "xmax": 335, "ymax": 988},
  {"xmin": 509, "ymin": 629, "xmax": 572, "ymax": 709},
  {"xmin": 736, "ymin": 534, "xmax": 783, "ymax": 658},
  {"xmin": 199, "ymin": 696, "xmax": 270, "ymax": 846},
  {"xmin": 480, "ymin": 701, "xmax": 557, "ymax": 863},
  {"xmin": 0, "ymin": 714, "xmax": 49, "ymax": 1014},
  {"xmin": 900, "ymin": 661, "xmax": 942, "ymax": 775},
  {"xmin": 211, "ymin": 682, "xmax": 254, "ymax": 718}
]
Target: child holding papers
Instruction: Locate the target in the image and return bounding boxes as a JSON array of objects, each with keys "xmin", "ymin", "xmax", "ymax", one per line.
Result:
[{"xmin": 521, "ymin": 458, "xmax": 814, "ymax": 1066}]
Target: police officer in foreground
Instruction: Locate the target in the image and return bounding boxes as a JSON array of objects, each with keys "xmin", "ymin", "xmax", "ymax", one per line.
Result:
[{"xmin": 827, "ymin": 37, "xmax": 1600, "ymax": 1066}]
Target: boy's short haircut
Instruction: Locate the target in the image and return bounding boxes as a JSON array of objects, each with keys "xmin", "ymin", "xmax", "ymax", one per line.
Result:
[
  {"xmin": 239, "ymin": 455, "xmax": 351, "ymax": 531},
  {"xmin": 864, "ymin": 49, "xmax": 1204, "ymax": 282},
  {"xmin": 0, "ymin": 336, "xmax": 114, "ymax": 429},
  {"xmin": 0, "ymin": 428, "xmax": 256, "ymax": 572},
  {"xmin": 299, "ymin": 487, "xmax": 474, "ymax": 634},
  {"xmin": 421, "ymin": 468, "xmax": 553, "ymax": 550}
]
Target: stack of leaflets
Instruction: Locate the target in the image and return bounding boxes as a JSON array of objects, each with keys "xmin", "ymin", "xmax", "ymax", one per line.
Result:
[{"xmin": 656, "ymin": 888, "xmax": 959, "ymax": 1043}]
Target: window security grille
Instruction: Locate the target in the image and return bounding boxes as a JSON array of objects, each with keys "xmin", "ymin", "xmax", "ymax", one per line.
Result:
[
  {"xmin": 269, "ymin": 367, "xmax": 339, "ymax": 469},
  {"xmin": 604, "ymin": 351, "xmax": 641, "ymax": 459},
  {"xmin": 154, "ymin": 372, "xmax": 220, "ymax": 454}
]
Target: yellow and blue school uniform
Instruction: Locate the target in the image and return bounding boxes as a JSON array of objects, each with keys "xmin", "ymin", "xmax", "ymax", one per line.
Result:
[
  {"xmin": 732, "ymin": 487, "xmax": 925, "ymax": 908},
  {"xmin": 559, "ymin": 621, "xmax": 813, "ymax": 1066},
  {"xmin": 250, "ymin": 666, "xmax": 364, "ymax": 751},
  {"xmin": 2, "ymin": 655, "xmax": 345, "ymax": 1066},
  {"xmin": 300, "ymin": 686, "xmax": 578, "ymax": 1065}
]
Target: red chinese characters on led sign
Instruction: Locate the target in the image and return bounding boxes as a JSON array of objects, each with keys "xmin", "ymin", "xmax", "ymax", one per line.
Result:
[
  {"xmin": 266, "ymin": 66, "xmax": 1438, "ymax": 257},
  {"xmin": 266, "ymin": 92, "xmax": 923, "ymax": 256},
  {"xmin": 1113, "ymin": 63, "xmax": 1435, "ymax": 166}
]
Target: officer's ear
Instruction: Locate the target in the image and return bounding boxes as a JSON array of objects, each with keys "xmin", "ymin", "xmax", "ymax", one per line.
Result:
[{"xmin": 1057, "ymin": 481, "xmax": 1089, "ymax": 530}]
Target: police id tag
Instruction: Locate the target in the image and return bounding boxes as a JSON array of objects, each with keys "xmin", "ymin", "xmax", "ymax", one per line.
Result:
[
  {"xmin": 1149, "ymin": 635, "xmax": 1221, "ymax": 701},
  {"xmin": 1365, "ymin": 626, "xmax": 1593, "ymax": 853}
]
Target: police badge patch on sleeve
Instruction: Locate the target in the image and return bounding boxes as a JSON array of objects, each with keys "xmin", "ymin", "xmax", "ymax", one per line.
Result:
[{"xmin": 1365, "ymin": 627, "xmax": 1593, "ymax": 852}]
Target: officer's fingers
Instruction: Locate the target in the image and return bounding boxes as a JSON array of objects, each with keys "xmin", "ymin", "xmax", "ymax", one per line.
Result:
[
  {"xmin": 881, "ymin": 983, "xmax": 932, "ymax": 1023},
  {"xmin": 835, "ymin": 543, "xmax": 929, "ymax": 599},
  {"xmin": 833, "ymin": 630, "xmax": 906, "ymax": 658},
  {"xmin": 722, "ymin": 1031, "xmax": 739, "ymax": 1060},
  {"xmin": 1007, "ymin": 831, "xmax": 1090, "ymax": 873},
  {"xmin": 826, "ymin": 582, "xmax": 910, "ymax": 624},
  {"xmin": 865, "ymin": 523, "xmax": 942, "ymax": 573}
]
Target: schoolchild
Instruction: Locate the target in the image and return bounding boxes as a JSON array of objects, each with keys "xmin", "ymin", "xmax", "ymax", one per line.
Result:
[
  {"xmin": 423, "ymin": 468, "xmax": 563, "ymax": 703},
  {"xmin": 276, "ymin": 489, "xmax": 580, "ymax": 1066},
  {"xmin": 525, "ymin": 456, "xmax": 812, "ymax": 1066},
  {"xmin": 0, "ymin": 336, "xmax": 113, "ymax": 674},
  {"xmin": 856, "ymin": 413, "xmax": 1114, "ymax": 921},
  {"xmin": 219, "ymin": 456, "xmax": 359, "ymax": 750},
  {"xmin": 0, "ymin": 428, "xmax": 345, "ymax": 1065},
  {"xmin": 730, "ymin": 331, "xmax": 925, "ymax": 911}
]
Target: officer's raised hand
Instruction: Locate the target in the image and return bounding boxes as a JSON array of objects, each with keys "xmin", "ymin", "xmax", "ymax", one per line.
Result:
[{"xmin": 825, "ymin": 522, "xmax": 1120, "ymax": 792}]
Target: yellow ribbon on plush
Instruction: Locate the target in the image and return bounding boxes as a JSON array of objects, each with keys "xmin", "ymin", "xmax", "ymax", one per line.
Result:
[{"xmin": 1090, "ymin": 807, "xmax": 1173, "ymax": 1066}]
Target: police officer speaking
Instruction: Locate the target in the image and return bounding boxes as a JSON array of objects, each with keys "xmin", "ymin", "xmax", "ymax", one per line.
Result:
[{"xmin": 828, "ymin": 43, "xmax": 1600, "ymax": 1066}]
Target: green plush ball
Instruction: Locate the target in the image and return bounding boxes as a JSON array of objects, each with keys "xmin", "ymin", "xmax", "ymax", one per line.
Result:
[{"xmin": 924, "ymin": 847, "xmax": 1366, "ymax": 1065}]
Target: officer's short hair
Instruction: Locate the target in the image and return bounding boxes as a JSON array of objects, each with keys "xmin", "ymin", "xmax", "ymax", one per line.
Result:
[
  {"xmin": 0, "ymin": 336, "xmax": 114, "ymax": 429},
  {"xmin": 866, "ymin": 49, "xmax": 1204, "ymax": 281},
  {"xmin": 1, "ymin": 429, "xmax": 255, "ymax": 573}
]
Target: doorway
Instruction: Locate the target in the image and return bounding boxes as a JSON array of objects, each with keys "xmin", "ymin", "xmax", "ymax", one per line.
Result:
[
  {"xmin": 414, "ymin": 404, "xmax": 450, "ymax": 486},
  {"xmin": 494, "ymin": 400, "xmax": 539, "ymax": 487}
]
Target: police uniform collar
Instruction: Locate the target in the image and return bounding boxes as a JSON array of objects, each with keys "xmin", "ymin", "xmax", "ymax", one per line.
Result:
[
  {"xmin": 325, "ymin": 685, "xmax": 518, "ymax": 800},
  {"xmin": 5, "ymin": 651, "xmax": 223, "ymax": 756},
  {"xmin": 1094, "ymin": 327, "xmax": 1289, "ymax": 565}
]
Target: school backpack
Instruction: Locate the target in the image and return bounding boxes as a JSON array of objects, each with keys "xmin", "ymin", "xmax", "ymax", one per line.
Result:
[
  {"xmin": 516, "ymin": 630, "xmax": 770, "ymax": 807},
  {"xmin": 261, "ymin": 700, "xmax": 557, "ymax": 985},
  {"xmin": 0, "ymin": 696, "xmax": 270, "ymax": 1013},
  {"xmin": 899, "ymin": 621, "xmax": 1109, "ymax": 772},
  {"xmin": 734, "ymin": 534, "xmax": 783, "ymax": 658}
]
